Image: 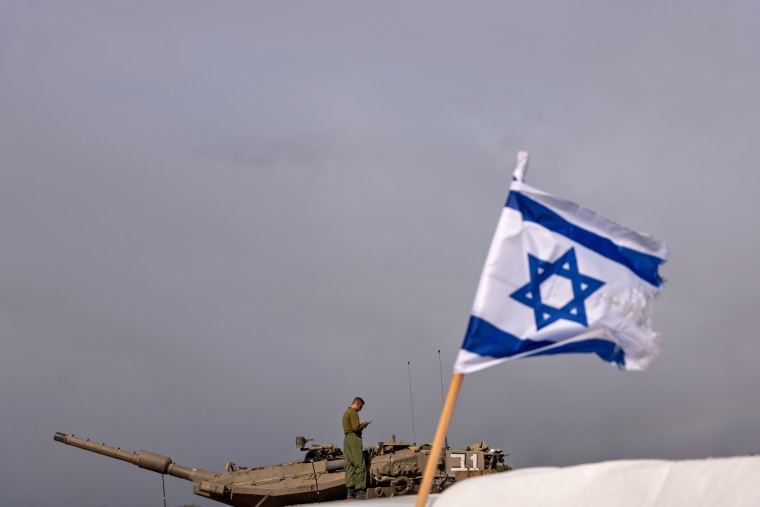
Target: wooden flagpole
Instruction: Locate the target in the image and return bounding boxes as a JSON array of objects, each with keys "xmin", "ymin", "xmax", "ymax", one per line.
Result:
[
  {"xmin": 415, "ymin": 152, "xmax": 528, "ymax": 506},
  {"xmin": 414, "ymin": 372, "xmax": 464, "ymax": 507}
]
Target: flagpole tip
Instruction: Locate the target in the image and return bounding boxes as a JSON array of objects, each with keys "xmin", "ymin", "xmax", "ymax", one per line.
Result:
[{"xmin": 513, "ymin": 151, "xmax": 529, "ymax": 182}]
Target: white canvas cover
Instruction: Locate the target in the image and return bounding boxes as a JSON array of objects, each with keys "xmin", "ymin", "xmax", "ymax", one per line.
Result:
[{"xmin": 433, "ymin": 455, "xmax": 760, "ymax": 507}]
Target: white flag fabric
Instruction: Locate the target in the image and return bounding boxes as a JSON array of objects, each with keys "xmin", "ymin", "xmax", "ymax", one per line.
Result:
[{"xmin": 454, "ymin": 180, "xmax": 669, "ymax": 374}]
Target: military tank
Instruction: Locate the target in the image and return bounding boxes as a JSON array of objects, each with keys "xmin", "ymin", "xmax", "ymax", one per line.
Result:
[{"xmin": 54, "ymin": 432, "xmax": 506, "ymax": 506}]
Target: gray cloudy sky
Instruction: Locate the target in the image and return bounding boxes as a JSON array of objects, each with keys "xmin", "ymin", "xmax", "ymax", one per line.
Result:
[{"xmin": 2, "ymin": 2, "xmax": 760, "ymax": 506}]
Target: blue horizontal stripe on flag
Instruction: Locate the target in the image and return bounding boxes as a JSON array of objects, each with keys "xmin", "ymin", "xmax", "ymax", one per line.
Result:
[
  {"xmin": 506, "ymin": 191, "xmax": 664, "ymax": 287},
  {"xmin": 462, "ymin": 316, "xmax": 626, "ymax": 368}
]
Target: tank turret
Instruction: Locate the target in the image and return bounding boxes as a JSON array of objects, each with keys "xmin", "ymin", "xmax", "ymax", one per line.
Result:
[{"xmin": 54, "ymin": 432, "xmax": 348, "ymax": 506}]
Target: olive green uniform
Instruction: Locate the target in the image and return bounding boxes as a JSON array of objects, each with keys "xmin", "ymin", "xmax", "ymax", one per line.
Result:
[{"xmin": 342, "ymin": 407, "xmax": 369, "ymax": 491}]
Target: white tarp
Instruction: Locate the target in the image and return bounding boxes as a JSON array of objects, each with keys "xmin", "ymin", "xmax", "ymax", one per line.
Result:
[{"xmin": 433, "ymin": 455, "xmax": 760, "ymax": 507}]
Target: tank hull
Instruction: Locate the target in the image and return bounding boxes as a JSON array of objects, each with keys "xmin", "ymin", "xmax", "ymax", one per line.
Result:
[{"xmin": 54, "ymin": 432, "xmax": 507, "ymax": 506}]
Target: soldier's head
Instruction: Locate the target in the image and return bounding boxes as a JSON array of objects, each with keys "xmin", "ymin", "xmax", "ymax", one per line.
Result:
[{"xmin": 351, "ymin": 397, "xmax": 365, "ymax": 411}]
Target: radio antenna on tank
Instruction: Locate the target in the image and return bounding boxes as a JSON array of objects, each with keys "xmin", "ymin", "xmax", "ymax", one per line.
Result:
[
  {"xmin": 438, "ymin": 350, "xmax": 449, "ymax": 449},
  {"xmin": 407, "ymin": 361, "xmax": 417, "ymax": 445}
]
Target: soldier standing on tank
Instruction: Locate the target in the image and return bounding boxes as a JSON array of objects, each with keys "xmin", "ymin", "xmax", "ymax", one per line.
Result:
[{"xmin": 342, "ymin": 397, "xmax": 371, "ymax": 499}]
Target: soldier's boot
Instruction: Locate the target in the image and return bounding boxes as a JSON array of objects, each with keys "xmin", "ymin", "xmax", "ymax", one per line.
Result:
[
  {"xmin": 347, "ymin": 487, "xmax": 356, "ymax": 499},
  {"xmin": 355, "ymin": 489, "xmax": 367, "ymax": 500}
]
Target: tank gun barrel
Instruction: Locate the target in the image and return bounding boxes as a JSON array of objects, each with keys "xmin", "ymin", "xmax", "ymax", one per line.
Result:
[{"xmin": 54, "ymin": 432, "xmax": 218, "ymax": 482}]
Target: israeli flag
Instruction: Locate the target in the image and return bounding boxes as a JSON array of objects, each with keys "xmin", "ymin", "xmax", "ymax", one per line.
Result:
[{"xmin": 454, "ymin": 167, "xmax": 669, "ymax": 374}]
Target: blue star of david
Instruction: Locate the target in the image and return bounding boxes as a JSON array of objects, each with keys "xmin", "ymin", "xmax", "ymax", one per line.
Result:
[{"xmin": 510, "ymin": 248, "xmax": 605, "ymax": 330}]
